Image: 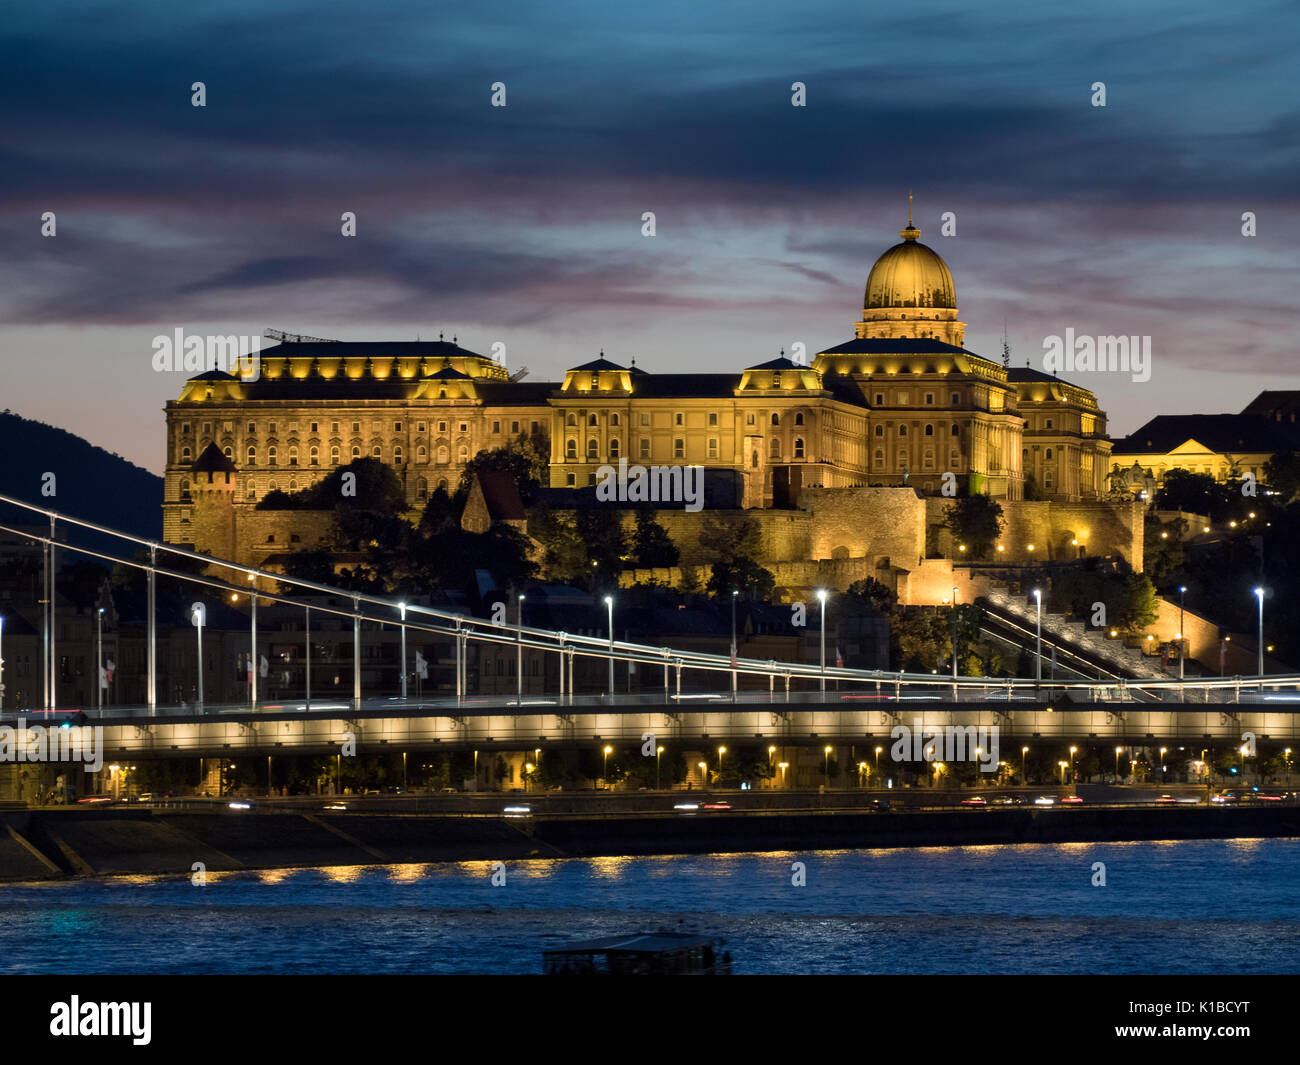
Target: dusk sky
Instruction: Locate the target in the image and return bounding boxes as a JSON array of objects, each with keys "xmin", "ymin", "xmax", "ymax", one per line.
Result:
[{"xmin": 2, "ymin": 0, "xmax": 1297, "ymax": 475}]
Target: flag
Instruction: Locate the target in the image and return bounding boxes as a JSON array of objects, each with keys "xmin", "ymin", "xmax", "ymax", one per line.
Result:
[
  {"xmin": 105, "ymin": 659, "xmax": 115, "ymax": 684},
  {"xmin": 99, "ymin": 666, "xmax": 109, "ymax": 690},
  {"xmin": 1219, "ymin": 641, "xmax": 1227, "ymax": 673},
  {"xmin": 259, "ymin": 655, "xmax": 269, "ymax": 679},
  {"xmin": 415, "ymin": 650, "xmax": 428, "ymax": 680},
  {"xmin": 835, "ymin": 646, "xmax": 844, "ymax": 668},
  {"xmin": 729, "ymin": 641, "xmax": 738, "ymax": 668},
  {"xmin": 246, "ymin": 655, "xmax": 254, "ymax": 684}
]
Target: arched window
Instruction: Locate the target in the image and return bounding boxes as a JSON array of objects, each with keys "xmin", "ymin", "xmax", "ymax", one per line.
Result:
[
  {"xmin": 609, "ymin": 438, "xmax": 620, "ymax": 458},
  {"xmin": 246, "ymin": 446, "xmax": 256, "ymax": 464},
  {"xmin": 566, "ymin": 413, "xmax": 577, "ymax": 427},
  {"xmin": 267, "ymin": 446, "xmax": 277, "ymax": 465},
  {"xmin": 587, "ymin": 439, "xmax": 598, "ymax": 459},
  {"xmin": 610, "ymin": 413, "xmax": 620, "ymax": 426},
  {"xmin": 794, "ymin": 438, "xmax": 805, "ymax": 459},
  {"xmin": 458, "ymin": 445, "xmax": 469, "ymax": 463},
  {"xmin": 394, "ymin": 446, "xmax": 403, "ymax": 464},
  {"xmin": 1045, "ymin": 448, "xmax": 1053, "ymax": 461},
  {"xmin": 898, "ymin": 425, "xmax": 907, "ymax": 437},
  {"xmin": 951, "ymin": 425, "xmax": 959, "ymax": 436},
  {"xmin": 794, "ymin": 412, "xmax": 804, "ymax": 426},
  {"xmin": 417, "ymin": 445, "xmax": 427, "ymax": 462},
  {"xmin": 181, "ymin": 446, "xmax": 192, "ymax": 462},
  {"xmin": 417, "ymin": 477, "xmax": 428, "ymax": 501},
  {"xmin": 924, "ymin": 424, "xmax": 933, "ymax": 437},
  {"xmin": 288, "ymin": 446, "xmax": 298, "ymax": 466},
  {"xmin": 873, "ymin": 449, "xmax": 884, "ymax": 466},
  {"xmin": 874, "ymin": 425, "xmax": 883, "ymax": 438},
  {"xmin": 769, "ymin": 438, "xmax": 781, "ymax": 460},
  {"xmin": 351, "ymin": 446, "xmax": 360, "ymax": 459},
  {"xmin": 751, "ymin": 451, "xmax": 759, "ymax": 468},
  {"xmin": 223, "ymin": 446, "xmax": 233, "ymax": 459},
  {"xmin": 771, "ymin": 413, "xmax": 780, "ymax": 426},
  {"xmin": 268, "ymin": 480, "xmax": 277, "ymax": 493},
  {"xmin": 330, "ymin": 445, "xmax": 340, "ymax": 464},
  {"xmin": 566, "ymin": 439, "xmax": 578, "ymax": 459},
  {"xmin": 588, "ymin": 413, "xmax": 598, "ymax": 427},
  {"xmin": 289, "ymin": 479, "xmax": 298, "ymax": 492},
  {"xmin": 372, "ymin": 445, "xmax": 381, "ymax": 458},
  {"xmin": 437, "ymin": 479, "xmax": 448, "ymax": 492},
  {"xmin": 436, "ymin": 446, "xmax": 449, "ymax": 464},
  {"xmin": 309, "ymin": 446, "xmax": 319, "ymax": 465}
]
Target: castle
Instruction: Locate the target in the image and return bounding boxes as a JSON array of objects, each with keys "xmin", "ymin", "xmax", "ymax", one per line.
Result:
[{"xmin": 163, "ymin": 211, "xmax": 1117, "ymax": 576}]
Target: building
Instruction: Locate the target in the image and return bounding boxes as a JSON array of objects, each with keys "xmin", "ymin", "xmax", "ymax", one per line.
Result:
[
  {"xmin": 1109, "ymin": 396, "xmax": 1300, "ymax": 492},
  {"xmin": 161, "ymin": 210, "xmax": 1112, "ymax": 561}
]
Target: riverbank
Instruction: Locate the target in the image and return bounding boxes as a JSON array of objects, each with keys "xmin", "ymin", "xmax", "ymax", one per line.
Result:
[{"xmin": 2, "ymin": 803, "xmax": 1298, "ymax": 881}]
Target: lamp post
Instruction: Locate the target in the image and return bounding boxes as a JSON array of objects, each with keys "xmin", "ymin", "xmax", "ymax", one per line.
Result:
[
  {"xmin": 1058, "ymin": 760, "xmax": 1067, "ymax": 785},
  {"xmin": 190, "ymin": 601, "xmax": 205, "ymax": 711},
  {"xmin": 1159, "ymin": 746, "xmax": 1168, "ymax": 784},
  {"xmin": 698, "ymin": 760, "xmax": 708, "ymax": 786},
  {"xmin": 1021, "ymin": 745, "xmax": 1029, "ymax": 787},
  {"xmin": 657, "ymin": 746, "xmax": 664, "ymax": 789},
  {"xmin": 717, "ymin": 745, "xmax": 727, "ymax": 781},
  {"xmin": 604, "ymin": 595, "xmax": 614, "ymax": 697},
  {"xmin": 824, "ymin": 744, "xmax": 832, "ymax": 788},
  {"xmin": 603, "ymin": 744, "xmax": 613, "ymax": 789},
  {"xmin": 875, "ymin": 745, "xmax": 883, "ymax": 784},
  {"xmin": 1033, "ymin": 588, "xmax": 1042, "ymax": 684},
  {"xmin": 249, "ymin": 574, "xmax": 258, "ymax": 709},
  {"xmin": 1178, "ymin": 585, "xmax": 1187, "ymax": 694},
  {"xmin": 951, "ymin": 587, "xmax": 959, "ymax": 684},
  {"xmin": 778, "ymin": 761, "xmax": 789, "ymax": 788},
  {"xmin": 816, "ymin": 589, "xmax": 827, "ymax": 695},
  {"xmin": 1114, "ymin": 746, "xmax": 1123, "ymax": 782},
  {"xmin": 730, "ymin": 589, "xmax": 738, "ymax": 697},
  {"xmin": 1069, "ymin": 745, "xmax": 1077, "ymax": 785},
  {"xmin": 398, "ymin": 601, "xmax": 407, "ymax": 702},
  {"xmin": 1254, "ymin": 587, "xmax": 1265, "ymax": 692},
  {"xmin": 517, "ymin": 594, "xmax": 526, "ymax": 702},
  {"xmin": 95, "ymin": 608, "xmax": 104, "ymax": 712}
]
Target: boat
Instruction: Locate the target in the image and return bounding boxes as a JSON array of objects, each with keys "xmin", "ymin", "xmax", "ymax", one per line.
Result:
[{"xmin": 542, "ymin": 931, "xmax": 732, "ymax": 975}]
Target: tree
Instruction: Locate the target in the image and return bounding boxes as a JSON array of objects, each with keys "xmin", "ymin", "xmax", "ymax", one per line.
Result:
[
  {"xmin": 944, "ymin": 495, "xmax": 1004, "ymax": 559},
  {"xmin": 843, "ymin": 577, "xmax": 897, "ymax": 616},
  {"xmin": 575, "ymin": 507, "xmax": 628, "ymax": 584},
  {"xmin": 418, "ymin": 486, "xmax": 460, "ymax": 533},
  {"xmin": 456, "ymin": 434, "xmax": 548, "ymax": 507},
  {"xmin": 1155, "ymin": 468, "xmax": 1232, "ymax": 519},
  {"xmin": 630, "ymin": 506, "xmax": 679, "ymax": 568},
  {"xmin": 1143, "ymin": 514, "xmax": 1186, "ymax": 587},
  {"xmin": 700, "ymin": 515, "xmax": 774, "ymax": 598},
  {"xmin": 528, "ymin": 505, "xmax": 588, "ymax": 582}
]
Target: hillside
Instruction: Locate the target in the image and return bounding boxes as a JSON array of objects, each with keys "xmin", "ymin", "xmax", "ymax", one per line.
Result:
[{"xmin": 0, "ymin": 410, "xmax": 163, "ymax": 543}]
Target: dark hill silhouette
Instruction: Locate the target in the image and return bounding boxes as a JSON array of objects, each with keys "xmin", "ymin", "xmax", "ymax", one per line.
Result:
[{"xmin": 0, "ymin": 411, "xmax": 163, "ymax": 549}]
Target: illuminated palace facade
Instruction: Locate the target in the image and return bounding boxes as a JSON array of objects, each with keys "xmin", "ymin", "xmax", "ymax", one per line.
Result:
[{"xmin": 162, "ymin": 216, "xmax": 1111, "ymax": 548}]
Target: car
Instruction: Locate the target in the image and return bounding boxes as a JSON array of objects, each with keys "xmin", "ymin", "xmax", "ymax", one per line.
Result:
[
  {"xmin": 960, "ymin": 796, "xmax": 987, "ymax": 806},
  {"xmin": 323, "ymin": 802, "xmax": 348, "ymax": 811},
  {"xmin": 701, "ymin": 802, "xmax": 732, "ymax": 811},
  {"xmin": 1061, "ymin": 795, "xmax": 1084, "ymax": 804},
  {"xmin": 1034, "ymin": 796, "xmax": 1056, "ymax": 806},
  {"xmin": 993, "ymin": 796, "xmax": 1023, "ymax": 805},
  {"xmin": 503, "ymin": 804, "xmax": 532, "ymax": 818},
  {"xmin": 440, "ymin": 787, "xmax": 457, "ymax": 794},
  {"xmin": 1155, "ymin": 794, "xmax": 1178, "ymax": 805},
  {"xmin": 76, "ymin": 795, "xmax": 114, "ymax": 805},
  {"xmin": 673, "ymin": 802, "xmax": 700, "ymax": 814},
  {"xmin": 227, "ymin": 801, "xmax": 252, "ymax": 810},
  {"xmin": 1211, "ymin": 791, "xmax": 1239, "ymax": 805},
  {"xmin": 872, "ymin": 799, "xmax": 893, "ymax": 811}
]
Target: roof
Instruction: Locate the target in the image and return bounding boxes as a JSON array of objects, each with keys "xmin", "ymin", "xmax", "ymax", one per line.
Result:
[
  {"xmin": 569, "ymin": 356, "xmax": 626, "ymax": 373},
  {"xmin": 427, "ymin": 366, "xmax": 472, "ymax": 380},
  {"xmin": 473, "ymin": 469, "xmax": 526, "ymax": 521},
  {"xmin": 257, "ymin": 340, "xmax": 490, "ymax": 361},
  {"xmin": 1111, "ymin": 414, "xmax": 1300, "ymax": 455},
  {"xmin": 542, "ymin": 932, "xmax": 713, "ymax": 956},
  {"xmin": 1240, "ymin": 391, "xmax": 1300, "ymax": 420},
  {"xmin": 631, "ymin": 373, "xmax": 739, "ymax": 398},
  {"xmin": 746, "ymin": 355, "xmax": 804, "ymax": 371},
  {"xmin": 186, "ymin": 369, "xmax": 237, "ymax": 382},
  {"xmin": 190, "ymin": 442, "xmax": 236, "ymax": 473},
  {"xmin": 818, "ymin": 337, "xmax": 979, "ymax": 357}
]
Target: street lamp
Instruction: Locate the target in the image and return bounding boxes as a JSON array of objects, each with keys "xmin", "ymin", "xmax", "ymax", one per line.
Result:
[
  {"xmin": 1069, "ymin": 745, "xmax": 1077, "ymax": 785},
  {"xmin": 824, "ymin": 744, "xmax": 832, "ymax": 788},
  {"xmin": 1178, "ymin": 585, "xmax": 1187, "ymax": 689},
  {"xmin": 516, "ymin": 593, "xmax": 526, "ymax": 702},
  {"xmin": 875, "ymin": 745, "xmax": 883, "ymax": 777},
  {"xmin": 95, "ymin": 607, "xmax": 104, "ymax": 712},
  {"xmin": 858, "ymin": 761, "xmax": 868, "ymax": 787},
  {"xmin": 398, "ymin": 601, "xmax": 407, "ymax": 702},
  {"xmin": 1058, "ymin": 760, "xmax": 1067, "ymax": 785},
  {"xmin": 717, "ymin": 745, "xmax": 727, "ymax": 779},
  {"xmin": 657, "ymin": 745, "xmax": 664, "ymax": 789},
  {"xmin": 950, "ymin": 587, "xmax": 959, "ymax": 683},
  {"xmin": 603, "ymin": 744, "xmax": 613, "ymax": 788},
  {"xmin": 816, "ymin": 589, "xmax": 828, "ymax": 694},
  {"xmin": 1285, "ymin": 748, "xmax": 1293, "ymax": 785},
  {"xmin": 1254, "ymin": 587, "xmax": 1265, "ymax": 692},
  {"xmin": 1033, "ymin": 588, "xmax": 1042, "ymax": 684},
  {"xmin": 778, "ymin": 762, "xmax": 789, "ymax": 788},
  {"xmin": 1114, "ymin": 746, "xmax": 1123, "ymax": 781},
  {"xmin": 730, "ymin": 589, "xmax": 739, "ymax": 697},
  {"xmin": 698, "ymin": 760, "xmax": 708, "ymax": 786},
  {"xmin": 1021, "ymin": 745, "xmax": 1029, "ymax": 786},
  {"xmin": 1160, "ymin": 746, "xmax": 1168, "ymax": 784},
  {"xmin": 604, "ymin": 595, "xmax": 615, "ymax": 697}
]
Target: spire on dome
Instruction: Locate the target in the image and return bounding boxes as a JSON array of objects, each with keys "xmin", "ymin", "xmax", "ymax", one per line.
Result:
[{"xmin": 900, "ymin": 190, "xmax": 921, "ymax": 242}]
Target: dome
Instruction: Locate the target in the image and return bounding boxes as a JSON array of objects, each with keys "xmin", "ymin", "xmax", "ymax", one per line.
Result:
[{"xmin": 864, "ymin": 222, "xmax": 956, "ymax": 310}]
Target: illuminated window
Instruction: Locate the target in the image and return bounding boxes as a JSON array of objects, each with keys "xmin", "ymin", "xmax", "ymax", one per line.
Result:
[
  {"xmin": 566, "ymin": 439, "xmax": 578, "ymax": 459},
  {"xmin": 587, "ymin": 439, "xmax": 598, "ymax": 459},
  {"xmin": 794, "ymin": 438, "xmax": 805, "ymax": 459},
  {"xmin": 674, "ymin": 438, "xmax": 685, "ymax": 458}
]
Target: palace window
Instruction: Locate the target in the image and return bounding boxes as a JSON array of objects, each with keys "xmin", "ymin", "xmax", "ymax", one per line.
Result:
[
  {"xmin": 417, "ymin": 478, "xmax": 428, "ymax": 501},
  {"xmin": 874, "ymin": 425, "xmax": 883, "ymax": 438},
  {"xmin": 439, "ymin": 421, "xmax": 448, "ymax": 433},
  {"xmin": 267, "ymin": 447, "xmax": 277, "ymax": 465},
  {"xmin": 372, "ymin": 445, "xmax": 381, "ymax": 458},
  {"xmin": 874, "ymin": 449, "xmax": 884, "ymax": 467},
  {"xmin": 459, "ymin": 422, "xmax": 467, "ymax": 433},
  {"xmin": 353, "ymin": 422, "xmax": 360, "ymax": 433},
  {"xmin": 899, "ymin": 425, "xmax": 907, "ymax": 437},
  {"xmin": 794, "ymin": 438, "xmax": 805, "ymax": 459},
  {"xmin": 394, "ymin": 422, "xmax": 402, "ymax": 432},
  {"xmin": 566, "ymin": 473, "xmax": 576, "ymax": 486},
  {"xmin": 771, "ymin": 413, "xmax": 780, "ymax": 426},
  {"xmin": 589, "ymin": 413, "xmax": 598, "ymax": 427},
  {"xmin": 458, "ymin": 446, "xmax": 469, "ymax": 462},
  {"xmin": 492, "ymin": 421, "xmax": 501, "ymax": 434},
  {"xmin": 951, "ymin": 392, "xmax": 960, "ymax": 405},
  {"xmin": 269, "ymin": 422, "xmax": 277, "ymax": 434},
  {"xmin": 394, "ymin": 446, "xmax": 403, "ymax": 464},
  {"xmin": 1045, "ymin": 448, "xmax": 1053, "ymax": 461},
  {"xmin": 566, "ymin": 439, "xmax": 578, "ymax": 459},
  {"xmin": 181, "ymin": 446, "xmax": 192, "ymax": 462},
  {"xmin": 769, "ymin": 438, "xmax": 781, "ymax": 460},
  {"xmin": 609, "ymin": 438, "xmax": 620, "ymax": 458},
  {"xmin": 437, "ymin": 446, "xmax": 449, "ymax": 464},
  {"xmin": 794, "ymin": 412, "xmax": 804, "ymax": 426},
  {"xmin": 567, "ymin": 413, "xmax": 578, "ymax": 427},
  {"xmin": 675, "ymin": 413, "xmax": 684, "ymax": 427},
  {"xmin": 247, "ymin": 422, "xmax": 256, "ymax": 434},
  {"xmin": 708, "ymin": 412, "xmax": 718, "ymax": 427},
  {"xmin": 746, "ymin": 413, "xmax": 756, "ymax": 426},
  {"xmin": 351, "ymin": 446, "xmax": 360, "ymax": 459},
  {"xmin": 923, "ymin": 449, "xmax": 935, "ymax": 470},
  {"xmin": 772, "ymin": 372, "xmax": 781, "ymax": 388},
  {"xmin": 708, "ymin": 438, "xmax": 718, "ymax": 459},
  {"xmin": 310, "ymin": 422, "xmax": 318, "ymax": 433},
  {"xmin": 610, "ymin": 413, "xmax": 620, "ymax": 427},
  {"xmin": 309, "ymin": 446, "xmax": 319, "ymax": 465},
  {"xmin": 223, "ymin": 446, "xmax": 233, "ymax": 459},
  {"xmin": 247, "ymin": 446, "xmax": 256, "ymax": 464},
  {"xmin": 587, "ymin": 439, "xmax": 598, "ymax": 459},
  {"xmin": 897, "ymin": 450, "xmax": 909, "ymax": 472},
  {"xmin": 513, "ymin": 420, "xmax": 522, "ymax": 433},
  {"xmin": 640, "ymin": 413, "xmax": 651, "ymax": 427},
  {"xmin": 182, "ymin": 424, "xmax": 191, "ymax": 435},
  {"xmin": 417, "ymin": 445, "xmax": 427, "ymax": 462},
  {"xmin": 639, "ymin": 439, "xmax": 650, "ymax": 459},
  {"xmin": 924, "ymin": 424, "xmax": 934, "ymax": 436},
  {"xmin": 331, "ymin": 422, "xmax": 339, "ymax": 433},
  {"xmin": 952, "ymin": 425, "xmax": 960, "ymax": 436},
  {"xmin": 874, "ymin": 394, "xmax": 884, "ymax": 406},
  {"xmin": 674, "ymin": 438, "xmax": 685, "ymax": 459}
]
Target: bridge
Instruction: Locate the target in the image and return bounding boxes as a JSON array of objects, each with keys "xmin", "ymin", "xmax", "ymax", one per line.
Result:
[{"xmin": 2, "ymin": 492, "xmax": 1298, "ymax": 767}]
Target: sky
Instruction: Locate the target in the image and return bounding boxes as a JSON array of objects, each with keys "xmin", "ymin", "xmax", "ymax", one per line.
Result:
[{"xmin": 2, "ymin": 0, "xmax": 1297, "ymax": 475}]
